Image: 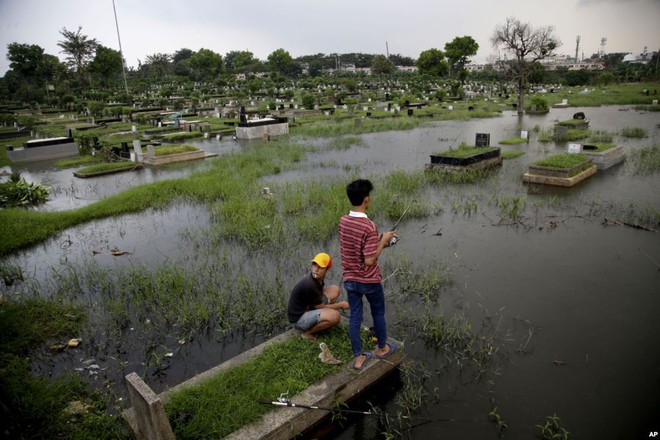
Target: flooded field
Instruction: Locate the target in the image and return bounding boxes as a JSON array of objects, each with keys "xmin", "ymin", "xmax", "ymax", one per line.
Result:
[{"xmin": 2, "ymin": 105, "xmax": 659, "ymax": 439}]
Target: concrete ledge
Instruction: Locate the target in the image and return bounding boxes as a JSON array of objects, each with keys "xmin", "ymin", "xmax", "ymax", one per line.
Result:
[
  {"xmin": 122, "ymin": 330, "xmax": 404, "ymax": 440},
  {"xmin": 425, "ymin": 155, "xmax": 503, "ymax": 172},
  {"xmin": 523, "ymin": 165, "xmax": 597, "ymax": 187},
  {"xmin": 225, "ymin": 339, "xmax": 403, "ymax": 440},
  {"xmin": 583, "ymin": 146, "xmax": 625, "ymax": 170},
  {"xmin": 142, "ymin": 151, "xmax": 217, "ymax": 166}
]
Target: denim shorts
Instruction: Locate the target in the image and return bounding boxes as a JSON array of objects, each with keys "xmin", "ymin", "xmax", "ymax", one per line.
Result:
[{"xmin": 293, "ymin": 310, "xmax": 321, "ymax": 331}]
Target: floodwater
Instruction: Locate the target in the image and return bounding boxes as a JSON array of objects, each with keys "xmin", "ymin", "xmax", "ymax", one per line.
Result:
[{"xmin": 2, "ymin": 105, "xmax": 660, "ymax": 439}]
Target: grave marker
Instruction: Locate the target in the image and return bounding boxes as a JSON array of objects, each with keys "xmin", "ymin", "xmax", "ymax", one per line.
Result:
[
  {"xmin": 475, "ymin": 133, "xmax": 490, "ymax": 147},
  {"xmin": 567, "ymin": 143, "xmax": 582, "ymax": 154}
]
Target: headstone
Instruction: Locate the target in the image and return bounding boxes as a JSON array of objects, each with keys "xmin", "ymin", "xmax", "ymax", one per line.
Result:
[
  {"xmin": 448, "ymin": 105, "xmax": 453, "ymax": 111},
  {"xmin": 132, "ymin": 125, "xmax": 137, "ymax": 133},
  {"xmin": 132, "ymin": 140, "xmax": 142, "ymax": 155},
  {"xmin": 562, "ymin": 99, "xmax": 568, "ymax": 105},
  {"xmin": 475, "ymin": 133, "xmax": 490, "ymax": 147},
  {"xmin": 520, "ymin": 130, "xmax": 528, "ymax": 139},
  {"xmin": 147, "ymin": 144, "xmax": 155, "ymax": 159},
  {"xmin": 652, "ymin": 100, "xmax": 658, "ymax": 105},
  {"xmin": 567, "ymin": 143, "xmax": 582, "ymax": 154},
  {"xmin": 355, "ymin": 118, "xmax": 362, "ymax": 128}
]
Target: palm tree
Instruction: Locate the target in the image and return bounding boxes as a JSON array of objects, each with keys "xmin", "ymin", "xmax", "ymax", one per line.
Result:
[
  {"xmin": 57, "ymin": 26, "xmax": 98, "ymax": 86},
  {"xmin": 145, "ymin": 53, "xmax": 172, "ymax": 78}
]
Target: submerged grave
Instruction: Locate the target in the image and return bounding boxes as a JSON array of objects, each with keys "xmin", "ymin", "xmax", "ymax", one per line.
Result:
[
  {"xmin": 580, "ymin": 143, "xmax": 625, "ymax": 170},
  {"xmin": 523, "ymin": 152, "xmax": 596, "ymax": 187},
  {"xmin": 426, "ymin": 133, "xmax": 502, "ymax": 172}
]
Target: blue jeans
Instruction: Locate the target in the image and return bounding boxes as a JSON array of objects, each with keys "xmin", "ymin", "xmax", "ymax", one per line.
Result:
[{"xmin": 344, "ymin": 280, "xmax": 387, "ymax": 357}]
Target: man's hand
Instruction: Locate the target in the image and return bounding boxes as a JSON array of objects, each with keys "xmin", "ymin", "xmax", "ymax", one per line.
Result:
[{"xmin": 381, "ymin": 230, "xmax": 397, "ymax": 247}]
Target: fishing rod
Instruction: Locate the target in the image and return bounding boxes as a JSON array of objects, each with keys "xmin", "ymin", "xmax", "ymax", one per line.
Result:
[
  {"xmin": 388, "ymin": 199, "xmax": 416, "ymax": 246},
  {"xmin": 259, "ymin": 392, "xmax": 460, "ymax": 423}
]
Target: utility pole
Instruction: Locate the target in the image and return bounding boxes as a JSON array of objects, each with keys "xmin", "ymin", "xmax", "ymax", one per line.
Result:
[{"xmin": 112, "ymin": 0, "xmax": 130, "ymax": 98}]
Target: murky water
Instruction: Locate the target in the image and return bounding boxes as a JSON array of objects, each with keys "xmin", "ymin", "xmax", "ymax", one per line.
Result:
[{"xmin": 3, "ymin": 106, "xmax": 659, "ymax": 439}]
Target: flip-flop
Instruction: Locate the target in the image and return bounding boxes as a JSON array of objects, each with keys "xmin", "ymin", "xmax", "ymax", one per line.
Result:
[
  {"xmin": 352, "ymin": 352, "xmax": 373, "ymax": 370},
  {"xmin": 376, "ymin": 342, "xmax": 398, "ymax": 359}
]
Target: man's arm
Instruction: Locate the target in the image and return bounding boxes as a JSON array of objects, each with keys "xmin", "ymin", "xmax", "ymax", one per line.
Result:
[
  {"xmin": 314, "ymin": 301, "xmax": 348, "ymax": 310},
  {"xmin": 365, "ymin": 230, "xmax": 397, "ymax": 266}
]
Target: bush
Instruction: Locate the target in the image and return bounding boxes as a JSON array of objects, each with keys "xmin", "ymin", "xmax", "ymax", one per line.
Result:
[{"xmin": 0, "ymin": 174, "xmax": 50, "ymax": 207}]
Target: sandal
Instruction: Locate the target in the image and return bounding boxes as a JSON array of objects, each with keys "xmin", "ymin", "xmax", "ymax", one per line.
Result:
[
  {"xmin": 352, "ymin": 352, "xmax": 373, "ymax": 370},
  {"xmin": 376, "ymin": 342, "xmax": 398, "ymax": 359}
]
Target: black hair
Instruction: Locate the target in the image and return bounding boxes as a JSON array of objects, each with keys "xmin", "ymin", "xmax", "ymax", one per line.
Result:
[{"xmin": 346, "ymin": 179, "xmax": 373, "ymax": 207}]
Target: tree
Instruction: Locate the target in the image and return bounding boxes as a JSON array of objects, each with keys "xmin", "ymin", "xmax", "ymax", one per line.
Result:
[
  {"xmin": 89, "ymin": 46, "xmax": 123, "ymax": 87},
  {"xmin": 189, "ymin": 48, "xmax": 224, "ymax": 80},
  {"xmin": 491, "ymin": 17, "xmax": 560, "ymax": 115},
  {"xmin": 57, "ymin": 26, "xmax": 99, "ymax": 85},
  {"xmin": 268, "ymin": 49, "xmax": 293, "ymax": 75},
  {"xmin": 444, "ymin": 36, "xmax": 479, "ymax": 83},
  {"xmin": 371, "ymin": 55, "xmax": 395, "ymax": 75},
  {"xmin": 225, "ymin": 50, "xmax": 256, "ymax": 72},
  {"xmin": 145, "ymin": 53, "xmax": 172, "ymax": 78},
  {"xmin": 416, "ymin": 49, "xmax": 449, "ymax": 77}
]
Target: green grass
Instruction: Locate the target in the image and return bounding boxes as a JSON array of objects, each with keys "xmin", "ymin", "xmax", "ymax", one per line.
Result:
[
  {"xmin": 588, "ymin": 130, "xmax": 614, "ymax": 143},
  {"xmin": 165, "ymin": 325, "xmax": 368, "ymax": 439},
  {"xmin": 433, "ymin": 146, "xmax": 498, "ymax": 158},
  {"xmin": 553, "ymin": 129, "xmax": 590, "ymax": 142},
  {"xmin": 154, "ymin": 144, "xmax": 200, "ymax": 156},
  {"xmin": 533, "ymin": 153, "xmax": 590, "ymax": 169},
  {"xmin": 498, "ymin": 137, "xmax": 528, "ymax": 145},
  {"xmin": 501, "ymin": 150, "xmax": 526, "ymax": 159},
  {"xmin": 56, "ymin": 155, "xmax": 103, "ymax": 168},
  {"xmin": 75, "ymin": 161, "xmax": 140, "ymax": 176}
]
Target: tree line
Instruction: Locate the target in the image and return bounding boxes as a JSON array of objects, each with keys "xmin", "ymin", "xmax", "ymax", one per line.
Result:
[{"xmin": 1, "ymin": 18, "xmax": 657, "ymax": 112}]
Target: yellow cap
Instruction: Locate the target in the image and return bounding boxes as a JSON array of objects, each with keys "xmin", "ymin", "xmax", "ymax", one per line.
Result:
[{"xmin": 311, "ymin": 252, "xmax": 332, "ymax": 269}]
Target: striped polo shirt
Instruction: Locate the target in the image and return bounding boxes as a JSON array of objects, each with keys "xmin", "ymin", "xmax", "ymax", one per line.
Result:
[{"xmin": 338, "ymin": 211, "xmax": 382, "ymax": 283}]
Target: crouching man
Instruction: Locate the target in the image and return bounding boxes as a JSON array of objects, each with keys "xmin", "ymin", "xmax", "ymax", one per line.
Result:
[{"xmin": 287, "ymin": 253, "xmax": 349, "ymax": 341}]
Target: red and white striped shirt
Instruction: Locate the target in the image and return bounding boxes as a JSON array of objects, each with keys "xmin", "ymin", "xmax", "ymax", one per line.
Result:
[{"xmin": 338, "ymin": 211, "xmax": 382, "ymax": 283}]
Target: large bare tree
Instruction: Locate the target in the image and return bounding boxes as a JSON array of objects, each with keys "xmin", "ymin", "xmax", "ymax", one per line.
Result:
[{"xmin": 491, "ymin": 17, "xmax": 560, "ymax": 115}]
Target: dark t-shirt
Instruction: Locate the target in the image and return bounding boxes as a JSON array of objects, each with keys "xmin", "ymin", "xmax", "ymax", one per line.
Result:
[{"xmin": 287, "ymin": 273, "xmax": 324, "ymax": 323}]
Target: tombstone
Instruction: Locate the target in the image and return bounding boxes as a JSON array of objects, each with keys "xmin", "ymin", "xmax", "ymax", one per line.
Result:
[
  {"xmin": 554, "ymin": 125, "xmax": 569, "ymax": 138},
  {"xmin": 567, "ymin": 143, "xmax": 582, "ymax": 154},
  {"xmin": 132, "ymin": 140, "xmax": 142, "ymax": 156},
  {"xmin": 448, "ymin": 105, "xmax": 453, "ymax": 111},
  {"xmin": 147, "ymin": 144, "xmax": 156, "ymax": 159},
  {"xmin": 573, "ymin": 112, "xmax": 586, "ymax": 120},
  {"xmin": 475, "ymin": 133, "xmax": 490, "ymax": 147},
  {"xmin": 468, "ymin": 106, "xmax": 474, "ymax": 111},
  {"xmin": 67, "ymin": 128, "xmax": 73, "ymax": 138},
  {"xmin": 653, "ymin": 100, "xmax": 658, "ymax": 105},
  {"xmin": 561, "ymin": 98, "xmax": 568, "ymax": 105},
  {"xmin": 520, "ymin": 130, "xmax": 528, "ymax": 139},
  {"xmin": 366, "ymin": 112, "xmax": 372, "ymax": 117},
  {"xmin": 132, "ymin": 125, "xmax": 137, "ymax": 133},
  {"xmin": 407, "ymin": 108, "xmax": 414, "ymax": 116}
]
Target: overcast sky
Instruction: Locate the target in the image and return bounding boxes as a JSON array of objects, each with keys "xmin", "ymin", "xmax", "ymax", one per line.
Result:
[{"xmin": 1, "ymin": 0, "xmax": 658, "ymax": 75}]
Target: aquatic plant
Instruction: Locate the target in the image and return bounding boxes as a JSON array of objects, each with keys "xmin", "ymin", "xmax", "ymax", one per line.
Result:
[
  {"xmin": 626, "ymin": 145, "xmax": 660, "ymax": 175},
  {"xmin": 620, "ymin": 127, "xmax": 647, "ymax": 138},
  {"xmin": 536, "ymin": 414, "xmax": 570, "ymax": 440},
  {"xmin": 588, "ymin": 130, "xmax": 614, "ymax": 143},
  {"xmin": 0, "ymin": 175, "xmax": 50, "ymax": 208}
]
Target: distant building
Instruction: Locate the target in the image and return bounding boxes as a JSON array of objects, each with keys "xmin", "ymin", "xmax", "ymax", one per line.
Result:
[{"xmin": 622, "ymin": 49, "xmax": 656, "ymax": 65}]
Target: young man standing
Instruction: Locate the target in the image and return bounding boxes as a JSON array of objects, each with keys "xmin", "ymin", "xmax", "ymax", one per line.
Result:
[
  {"xmin": 287, "ymin": 253, "xmax": 349, "ymax": 341},
  {"xmin": 338, "ymin": 179, "xmax": 398, "ymax": 370}
]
